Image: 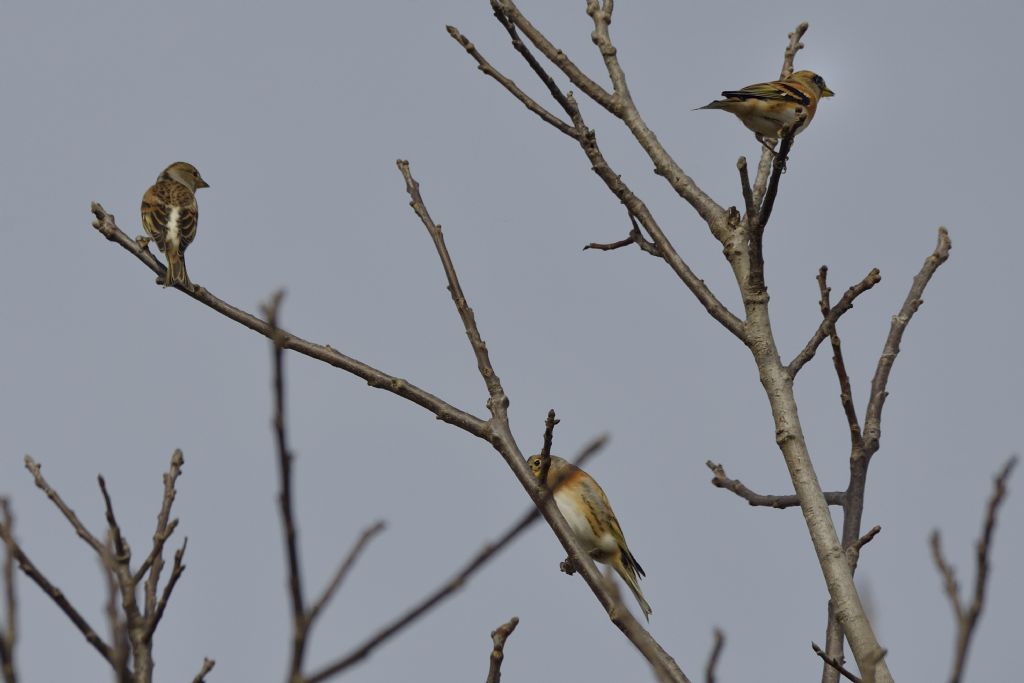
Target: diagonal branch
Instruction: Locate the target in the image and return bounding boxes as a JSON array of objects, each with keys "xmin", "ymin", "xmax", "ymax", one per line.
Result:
[
  {"xmin": 788, "ymin": 268, "xmax": 882, "ymax": 377},
  {"xmin": 397, "ymin": 160, "xmax": 509, "ymax": 421},
  {"xmin": 931, "ymin": 456, "xmax": 1017, "ymax": 683},
  {"xmin": 23, "ymin": 456, "xmax": 104, "ymax": 555},
  {"xmin": 90, "ymin": 203, "xmax": 490, "ymax": 441},
  {"xmin": 307, "ymin": 521, "xmax": 387, "ymax": 626},
  {"xmin": 6, "ymin": 539, "xmax": 113, "ymax": 664},
  {"xmin": 707, "ymin": 461, "xmax": 845, "ymax": 509},
  {"xmin": 493, "ymin": 0, "xmax": 726, "ymax": 229},
  {"xmin": 191, "ymin": 658, "xmax": 216, "ymax": 683},
  {"xmin": 307, "ymin": 436, "xmax": 609, "ymax": 683},
  {"xmin": 446, "ymin": 26, "xmax": 576, "ymax": 139},
  {"xmin": 863, "ymin": 228, "xmax": 952, "ymax": 455},
  {"xmin": 813, "ymin": 642, "xmax": 861, "ymax": 683}
]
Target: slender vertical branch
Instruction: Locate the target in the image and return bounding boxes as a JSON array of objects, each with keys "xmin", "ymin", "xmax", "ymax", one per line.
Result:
[
  {"xmin": 704, "ymin": 629, "xmax": 725, "ymax": 683},
  {"xmin": 484, "ymin": 616, "xmax": 519, "ymax": 683},
  {"xmin": 931, "ymin": 456, "xmax": 1017, "ymax": 683},
  {"xmin": 0, "ymin": 500, "xmax": 18, "ymax": 683}
]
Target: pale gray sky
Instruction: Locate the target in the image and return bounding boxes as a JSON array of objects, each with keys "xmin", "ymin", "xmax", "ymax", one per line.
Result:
[{"xmin": 1, "ymin": 2, "xmax": 1021, "ymax": 681}]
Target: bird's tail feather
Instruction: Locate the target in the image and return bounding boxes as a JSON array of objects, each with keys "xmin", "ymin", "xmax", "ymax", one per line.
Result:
[
  {"xmin": 614, "ymin": 559, "xmax": 652, "ymax": 620},
  {"xmin": 163, "ymin": 253, "xmax": 193, "ymax": 290}
]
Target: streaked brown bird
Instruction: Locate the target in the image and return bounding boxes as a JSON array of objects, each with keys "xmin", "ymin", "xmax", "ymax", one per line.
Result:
[
  {"xmin": 141, "ymin": 161, "xmax": 209, "ymax": 290},
  {"xmin": 697, "ymin": 70, "xmax": 834, "ymax": 147},
  {"xmin": 528, "ymin": 454, "xmax": 652, "ymax": 620}
]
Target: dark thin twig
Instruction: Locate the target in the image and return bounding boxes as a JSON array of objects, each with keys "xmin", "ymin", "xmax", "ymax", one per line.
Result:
[
  {"xmin": 263, "ymin": 291, "xmax": 309, "ymax": 681},
  {"xmin": 788, "ymin": 269, "xmax": 882, "ymax": 377},
  {"xmin": 307, "ymin": 521, "xmax": 387, "ymax": 625},
  {"xmin": 583, "ymin": 213, "xmax": 661, "ymax": 257},
  {"xmin": 23, "ymin": 456, "xmax": 104, "ymax": 554},
  {"xmin": 4, "ymin": 537, "xmax": 112, "ymax": 663},
  {"xmin": 704, "ymin": 629, "xmax": 725, "ymax": 683},
  {"xmin": 931, "ymin": 456, "xmax": 1017, "ymax": 683},
  {"xmin": 813, "ymin": 642, "xmax": 862, "ymax": 683},
  {"xmin": 484, "ymin": 616, "xmax": 519, "ymax": 683},
  {"xmin": 446, "ymin": 26, "xmax": 576, "ymax": 138},
  {"xmin": 97, "ymin": 476, "xmax": 128, "ymax": 562},
  {"xmin": 0, "ymin": 500, "xmax": 18, "ymax": 683},
  {"xmin": 737, "ymin": 158, "xmax": 756, "ymax": 222},
  {"xmin": 536, "ymin": 409, "xmax": 560, "ymax": 488},
  {"xmin": 305, "ymin": 436, "xmax": 607, "ymax": 683},
  {"xmin": 191, "ymin": 658, "xmax": 216, "ymax": 683},
  {"xmin": 143, "ymin": 449, "xmax": 185, "ymax": 621},
  {"xmin": 707, "ymin": 461, "xmax": 845, "ymax": 508},
  {"xmin": 816, "ymin": 267, "xmax": 863, "ymax": 447}
]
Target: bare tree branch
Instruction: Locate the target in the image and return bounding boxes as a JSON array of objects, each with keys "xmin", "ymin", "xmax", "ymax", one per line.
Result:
[
  {"xmin": 446, "ymin": 26, "xmax": 576, "ymax": 139},
  {"xmin": 707, "ymin": 461, "xmax": 844, "ymax": 509},
  {"xmin": 704, "ymin": 629, "xmax": 724, "ymax": 683},
  {"xmin": 484, "ymin": 616, "xmax": 519, "ymax": 683},
  {"xmin": 813, "ymin": 642, "xmax": 861, "ymax": 683},
  {"xmin": 863, "ymin": 228, "xmax": 952, "ymax": 455},
  {"xmin": 23, "ymin": 456, "xmax": 104, "ymax": 555},
  {"xmin": 448, "ymin": 21, "xmax": 745, "ymax": 342},
  {"xmin": 789, "ymin": 269, "xmax": 882, "ymax": 377},
  {"xmin": 0, "ymin": 500, "xmax": 18, "ymax": 683},
  {"xmin": 3, "ymin": 539, "xmax": 112, "ymax": 664},
  {"xmin": 307, "ymin": 522, "xmax": 387, "ymax": 627},
  {"xmin": 307, "ymin": 435, "xmax": 609, "ymax": 683},
  {"xmin": 816, "ymin": 267, "xmax": 863, "ymax": 448},
  {"xmin": 191, "ymin": 658, "xmax": 216, "ymax": 683},
  {"xmin": 931, "ymin": 456, "xmax": 1017, "ymax": 683},
  {"xmin": 100, "ymin": 544, "xmax": 131, "ymax": 683},
  {"xmin": 90, "ymin": 204, "xmax": 491, "ymax": 440}
]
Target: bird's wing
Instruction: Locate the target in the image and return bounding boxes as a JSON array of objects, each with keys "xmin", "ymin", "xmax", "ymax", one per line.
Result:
[{"xmin": 722, "ymin": 80, "xmax": 810, "ymax": 105}]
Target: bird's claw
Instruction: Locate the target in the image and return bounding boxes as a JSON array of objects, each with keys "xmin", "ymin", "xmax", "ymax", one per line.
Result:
[{"xmin": 559, "ymin": 556, "xmax": 578, "ymax": 575}]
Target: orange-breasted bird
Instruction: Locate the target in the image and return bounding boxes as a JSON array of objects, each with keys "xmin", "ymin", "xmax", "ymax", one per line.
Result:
[
  {"xmin": 141, "ymin": 162, "xmax": 209, "ymax": 290},
  {"xmin": 697, "ymin": 70, "xmax": 834, "ymax": 147},
  {"xmin": 528, "ymin": 454, "xmax": 652, "ymax": 620}
]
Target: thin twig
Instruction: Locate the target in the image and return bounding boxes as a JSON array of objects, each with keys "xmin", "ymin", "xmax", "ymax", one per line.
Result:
[
  {"xmin": 305, "ymin": 436, "xmax": 608, "ymax": 683},
  {"xmin": 781, "ymin": 23, "xmax": 809, "ymax": 78},
  {"xmin": 816, "ymin": 267, "xmax": 863, "ymax": 448},
  {"xmin": 0, "ymin": 500, "xmax": 18, "ymax": 683},
  {"xmin": 484, "ymin": 616, "xmax": 519, "ymax": 683},
  {"xmin": 97, "ymin": 476, "xmax": 128, "ymax": 562},
  {"xmin": 704, "ymin": 629, "xmax": 725, "ymax": 683},
  {"xmin": 191, "ymin": 658, "xmax": 216, "ymax": 683},
  {"xmin": 90, "ymin": 204, "xmax": 491, "ymax": 440},
  {"xmin": 931, "ymin": 456, "xmax": 1017, "ymax": 683},
  {"xmin": 143, "ymin": 450, "xmax": 185, "ymax": 630},
  {"xmin": 144, "ymin": 538, "xmax": 187, "ymax": 642},
  {"xmin": 5, "ymin": 540, "xmax": 112, "ymax": 663},
  {"xmin": 707, "ymin": 461, "xmax": 844, "ymax": 508},
  {"xmin": 446, "ymin": 26, "xmax": 576, "ymax": 138},
  {"xmin": 397, "ymin": 161, "xmax": 510, "ymax": 421},
  {"xmin": 863, "ymin": 228, "xmax": 952, "ymax": 455},
  {"xmin": 263, "ymin": 291, "xmax": 309, "ymax": 681},
  {"xmin": 23, "ymin": 456, "xmax": 104, "ymax": 554},
  {"xmin": 307, "ymin": 522, "xmax": 387, "ymax": 625},
  {"xmin": 812, "ymin": 642, "xmax": 862, "ymax": 683},
  {"xmin": 536, "ymin": 409, "xmax": 560, "ymax": 489},
  {"xmin": 788, "ymin": 269, "xmax": 882, "ymax": 377}
]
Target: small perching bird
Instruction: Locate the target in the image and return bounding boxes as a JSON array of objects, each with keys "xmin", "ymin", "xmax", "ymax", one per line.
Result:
[
  {"xmin": 528, "ymin": 454, "xmax": 652, "ymax": 620},
  {"xmin": 697, "ymin": 70, "xmax": 834, "ymax": 147},
  {"xmin": 141, "ymin": 161, "xmax": 209, "ymax": 290}
]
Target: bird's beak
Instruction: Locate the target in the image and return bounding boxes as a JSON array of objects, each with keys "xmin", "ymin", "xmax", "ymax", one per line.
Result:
[
  {"xmin": 197, "ymin": 177, "xmax": 210, "ymax": 189},
  {"xmin": 822, "ymin": 87, "xmax": 835, "ymax": 97}
]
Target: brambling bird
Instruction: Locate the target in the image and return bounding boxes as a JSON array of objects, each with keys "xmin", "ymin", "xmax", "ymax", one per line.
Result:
[
  {"xmin": 528, "ymin": 454, "xmax": 652, "ymax": 620},
  {"xmin": 141, "ymin": 162, "xmax": 209, "ymax": 290},
  {"xmin": 697, "ymin": 70, "xmax": 834, "ymax": 147}
]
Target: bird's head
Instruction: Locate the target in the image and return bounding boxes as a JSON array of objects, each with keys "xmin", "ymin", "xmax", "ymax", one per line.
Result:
[
  {"xmin": 160, "ymin": 162, "xmax": 210, "ymax": 192},
  {"xmin": 792, "ymin": 70, "xmax": 834, "ymax": 98},
  {"xmin": 528, "ymin": 454, "xmax": 566, "ymax": 481}
]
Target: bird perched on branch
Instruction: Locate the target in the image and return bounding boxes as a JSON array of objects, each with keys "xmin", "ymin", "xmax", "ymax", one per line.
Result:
[
  {"xmin": 697, "ymin": 70, "xmax": 834, "ymax": 148},
  {"xmin": 528, "ymin": 454, "xmax": 652, "ymax": 620},
  {"xmin": 141, "ymin": 161, "xmax": 209, "ymax": 290}
]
